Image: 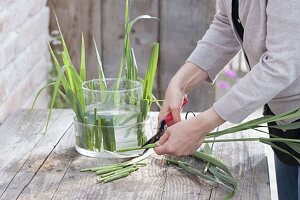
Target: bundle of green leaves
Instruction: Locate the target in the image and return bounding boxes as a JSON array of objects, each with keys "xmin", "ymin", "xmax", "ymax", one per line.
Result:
[{"xmin": 33, "ymin": 0, "xmax": 161, "ymax": 150}]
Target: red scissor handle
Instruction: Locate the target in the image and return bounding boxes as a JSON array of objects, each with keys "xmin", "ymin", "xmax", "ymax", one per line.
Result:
[{"xmin": 165, "ymin": 98, "xmax": 188, "ymax": 126}]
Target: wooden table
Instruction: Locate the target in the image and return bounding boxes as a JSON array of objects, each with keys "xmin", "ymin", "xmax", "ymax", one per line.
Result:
[{"xmin": 0, "ymin": 109, "xmax": 271, "ymax": 200}]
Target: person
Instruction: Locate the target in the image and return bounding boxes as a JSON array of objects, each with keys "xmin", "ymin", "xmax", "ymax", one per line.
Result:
[{"xmin": 153, "ymin": 0, "xmax": 300, "ymax": 199}]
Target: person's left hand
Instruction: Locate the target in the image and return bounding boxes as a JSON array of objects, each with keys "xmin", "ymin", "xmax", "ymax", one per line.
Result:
[{"xmin": 154, "ymin": 107, "xmax": 225, "ymax": 156}]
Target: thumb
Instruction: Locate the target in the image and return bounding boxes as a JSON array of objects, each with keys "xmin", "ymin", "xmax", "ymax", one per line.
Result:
[
  {"xmin": 158, "ymin": 131, "xmax": 170, "ymax": 146},
  {"xmin": 154, "ymin": 132, "xmax": 170, "ymax": 155}
]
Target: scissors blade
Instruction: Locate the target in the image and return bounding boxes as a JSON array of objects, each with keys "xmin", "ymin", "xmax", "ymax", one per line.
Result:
[
  {"xmin": 141, "ymin": 134, "xmax": 157, "ymax": 147},
  {"xmin": 126, "ymin": 149, "xmax": 155, "ymax": 165},
  {"xmin": 141, "ymin": 119, "xmax": 166, "ymax": 148}
]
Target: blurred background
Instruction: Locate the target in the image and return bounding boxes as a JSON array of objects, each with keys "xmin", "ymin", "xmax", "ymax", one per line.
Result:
[{"xmin": 0, "ymin": 0, "xmax": 247, "ymax": 124}]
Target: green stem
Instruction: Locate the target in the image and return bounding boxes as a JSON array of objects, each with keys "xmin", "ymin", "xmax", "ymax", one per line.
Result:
[
  {"xmin": 204, "ymin": 137, "xmax": 300, "ymax": 144},
  {"xmin": 177, "ymin": 162, "xmax": 217, "ymax": 182},
  {"xmin": 204, "ymin": 138, "xmax": 260, "ymax": 143},
  {"xmin": 90, "ymin": 164, "xmax": 125, "ymax": 172},
  {"xmin": 96, "ymin": 116, "xmax": 102, "ymax": 150},
  {"xmin": 100, "ymin": 166, "xmax": 138, "ymax": 179},
  {"xmin": 84, "ymin": 116, "xmax": 92, "ymax": 150},
  {"xmin": 115, "ymin": 143, "xmax": 157, "ymax": 152},
  {"xmin": 96, "ymin": 166, "xmax": 124, "ymax": 175},
  {"xmin": 166, "ymin": 158, "xmax": 192, "ymax": 167},
  {"xmin": 192, "ymin": 151, "xmax": 233, "ymax": 177},
  {"xmin": 104, "ymin": 172, "xmax": 129, "ymax": 183}
]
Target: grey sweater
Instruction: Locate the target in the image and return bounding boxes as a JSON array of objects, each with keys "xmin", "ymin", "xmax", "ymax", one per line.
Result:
[{"xmin": 187, "ymin": 0, "xmax": 300, "ymax": 124}]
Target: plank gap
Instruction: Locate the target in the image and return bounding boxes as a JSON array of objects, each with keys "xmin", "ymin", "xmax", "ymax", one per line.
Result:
[{"xmin": 16, "ymin": 123, "xmax": 73, "ymax": 200}]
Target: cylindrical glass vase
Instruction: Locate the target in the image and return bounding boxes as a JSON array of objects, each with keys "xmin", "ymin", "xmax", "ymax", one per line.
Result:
[
  {"xmin": 82, "ymin": 78, "xmax": 143, "ymax": 116},
  {"xmin": 74, "ymin": 117, "xmax": 151, "ymax": 158},
  {"xmin": 74, "ymin": 78, "xmax": 149, "ymax": 157}
]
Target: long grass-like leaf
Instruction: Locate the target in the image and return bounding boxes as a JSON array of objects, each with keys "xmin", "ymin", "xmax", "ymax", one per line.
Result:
[
  {"xmin": 267, "ymin": 121, "xmax": 300, "ymax": 131},
  {"xmin": 46, "ymin": 66, "xmax": 67, "ymax": 130},
  {"xmin": 80, "ymin": 33, "xmax": 86, "ymax": 81},
  {"xmin": 192, "ymin": 151, "xmax": 233, "ymax": 177},
  {"xmin": 54, "ymin": 12, "xmax": 76, "ymax": 93},
  {"xmin": 93, "ymin": 37, "xmax": 106, "ymax": 91},
  {"xmin": 285, "ymin": 142, "xmax": 300, "ymax": 154},
  {"xmin": 31, "ymin": 82, "xmax": 55, "ymax": 109},
  {"xmin": 259, "ymin": 139, "xmax": 300, "ymax": 164},
  {"xmin": 143, "ymin": 43, "xmax": 159, "ymax": 100},
  {"xmin": 48, "ymin": 43, "xmax": 70, "ymax": 90}
]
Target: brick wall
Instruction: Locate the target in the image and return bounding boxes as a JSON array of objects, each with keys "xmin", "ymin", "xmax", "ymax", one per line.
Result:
[{"xmin": 0, "ymin": 0, "xmax": 50, "ymax": 123}]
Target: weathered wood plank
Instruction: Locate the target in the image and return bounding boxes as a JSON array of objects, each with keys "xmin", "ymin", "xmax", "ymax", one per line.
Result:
[
  {"xmin": 160, "ymin": 163, "xmax": 214, "ymax": 200},
  {"xmin": 51, "ymin": 155, "xmax": 167, "ymax": 200},
  {"xmin": 0, "ymin": 110, "xmax": 73, "ymax": 200},
  {"xmin": 48, "ymin": 0, "xmax": 102, "ymax": 79},
  {"xmin": 1, "ymin": 110, "xmax": 270, "ymax": 199},
  {"xmin": 17, "ymin": 122, "xmax": 76, "ymax": 200},
  {"xmin": 159, "ymin": 0, "xmax": 216, "ymax": 112},
  {"xmin": 210, "ymin": 135, "xmax": 270, "ymax": 199},
  {"xmin": 210, "ymin": 111, "xmax": 271, "ymax": 200},
  {"xmin": 102, "ymin": 0, "xmax": 159, "ymax": 78},
  {"xmin": 0, "ymin": 109, "xmax": 62, "ymax": 197}
]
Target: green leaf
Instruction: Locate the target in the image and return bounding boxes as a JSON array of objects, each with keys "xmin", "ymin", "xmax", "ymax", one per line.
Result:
[
  {"xmin": 143, "ymin": 43, "xmax": 159, "ymax": 100},
  {"xmin": 267, "ymin": 121, "xmax": 300, "ymax": 131},
  {"xmin": 31, "ymin": 82, "xmax": 55, "ymax": 109},
  {"xmin": 192, "ymin": 151, "xmax": 233, "ymax": 178},
  {"xmin": 285, "ymin": 142, "xmax": 300, "ymax": 153},
  {"xmin": 80, "ymin": 33, "xmax": 86, "ymax": 81},
  {"xmin": 259, "ymin": 139, "xmax": 300, "ymax": 164},
  {"xmin": 53, "ymin": 12, "xmax": 76, "ymax": 93},
  {"xmin": 46, "ymin": 66, "xmax": 67, "ymax": 131},
  {"xmin": 127, "ymin": 15, "xmax": 159, "ymax": 36},
  {"xmin": 203, "ymin": 144, "xmax": 213, "ymax": 155},
  {"xmin": 48, "ymin": 43, "xmax": 70, "ymax": 90},
  {"xmin": 93, "ymin": 37, "xmax": 106, "ymax": 91},
  {"xmin": 209, "ymin": 166, "xmax": 237, "ymax": 187},
  {"xmin": 125, "ymin": 0, "xmax": 130, "ymax": 29},
  {"xmin": 119, "ymin": 13, "xmax": 159, "ymax": 81}
]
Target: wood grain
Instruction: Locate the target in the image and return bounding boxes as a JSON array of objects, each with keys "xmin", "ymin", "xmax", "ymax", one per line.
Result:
[
  {"xmin": 0, "ymin": 110, "xmax": 271, "ymax": 199},
  {"xmin": 102, "ymin": 0, "xmax": 159, "ymax": 78},
  {"xmin": 48, "ymin": 0, "xmax": 102, "ymax": 79},
  {"xmin": 0, "ymin": 109, "xmax": 62, "ymax": 197},
  {"xmin": 17, "ymin": 123, "xmax": 76, "ymax": 200},
  {"xmin": 0, "ymin": 110, "xmax": 73, "ymax": 200},
  {"xmin": 159, "ymin": 0, "xmax": 216, "ymax": 112},
  {"xmin": 48, "ymin": 0, "xmax": 216, "ymax": 111},
  {"xmin": 210, "ymin": 114, "xmax": 271, "ymax": 200}
]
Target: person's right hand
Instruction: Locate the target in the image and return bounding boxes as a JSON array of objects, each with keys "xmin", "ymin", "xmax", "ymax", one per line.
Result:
[
  {"xmin": 158, "ymin": 79, "xmax": 186, "ymax": 125},
  {"xmin": 158, "ymin": 62, "xmax": 209, "ymax": 125}
]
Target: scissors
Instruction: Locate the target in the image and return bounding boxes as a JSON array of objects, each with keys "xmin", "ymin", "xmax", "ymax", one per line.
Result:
[{"xmin": 141, "ymin": 98, "xmax": 189, "ymax": 153}]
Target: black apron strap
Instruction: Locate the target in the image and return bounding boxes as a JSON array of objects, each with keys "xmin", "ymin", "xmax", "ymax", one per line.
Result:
[
  {"xmin": 232, "ymin": 0, "xmax": 244, "ymax": 40},
  {"xmin": 231, "ymin": 0, "xmax": 250, "ymax": 67}
]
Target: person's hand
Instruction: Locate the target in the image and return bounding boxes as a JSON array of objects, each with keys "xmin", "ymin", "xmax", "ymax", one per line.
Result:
[
  {"xmin": 158, "ymin": 80, "xmax": 186, "ymax": 125},
  {"xmin": 158, "ymin": 62, "xmax": 209, "ymax": 125},
  {"xmin": 154, "ymin": 107, "xmax": 225, "ymax": 156}
]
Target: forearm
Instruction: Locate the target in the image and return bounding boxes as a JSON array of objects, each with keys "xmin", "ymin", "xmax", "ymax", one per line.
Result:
[
  {"xmin": 170, "ymin": 62, "xmax": 209, "ymax": 95},
  {"xmin": 191, "ymin": 107, "xmax": 226, "ymax": 134}
]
